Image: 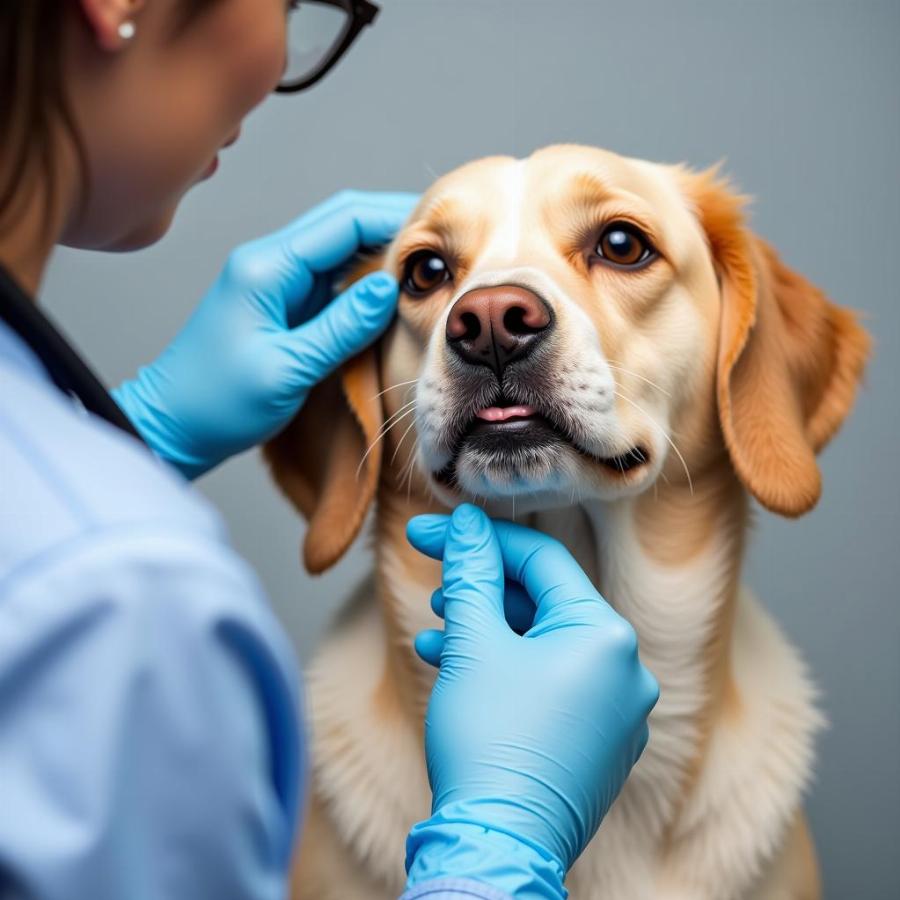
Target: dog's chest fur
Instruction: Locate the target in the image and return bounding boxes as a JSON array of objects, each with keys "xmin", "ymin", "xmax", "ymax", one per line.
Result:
[{"xmin": 302, "ymin": 493, "xmax": 821, "ymax": 900}]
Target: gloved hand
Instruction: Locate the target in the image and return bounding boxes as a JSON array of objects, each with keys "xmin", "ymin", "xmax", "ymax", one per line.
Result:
[
  {"xmin": 404, "ymin": 505, "xmax": 659, "ymax": 899},
  {"xmin": 113, "ymin": 190, "xmax": 418, "ymax": 479}
]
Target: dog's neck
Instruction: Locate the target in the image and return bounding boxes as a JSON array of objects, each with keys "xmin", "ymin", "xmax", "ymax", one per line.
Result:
[
  {"xmin": 372, "ymin": 459, "xmax": 749, "ymax": 794},
  {"xmin": 581, "ymin": 466, "xmax": 749, "ymax": 835},
  {"xmin": 309, "ymin": 460, "xmax": 824, "ymax": 897}
]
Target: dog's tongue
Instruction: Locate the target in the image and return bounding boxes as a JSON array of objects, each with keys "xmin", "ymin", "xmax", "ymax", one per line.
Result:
[{"xmin": 475, "ymin": 404, "xmax": 537, "ymax": 422}]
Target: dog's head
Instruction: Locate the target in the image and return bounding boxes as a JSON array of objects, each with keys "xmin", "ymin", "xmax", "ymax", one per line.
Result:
[{"xmin": 267, "ymin": 145, "xmax": 870, "ymax": 573}]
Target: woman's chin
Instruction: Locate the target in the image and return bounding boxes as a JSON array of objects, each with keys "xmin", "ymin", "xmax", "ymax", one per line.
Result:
[
  {"xmin": 110, "ymin": 210, "xmax": 178, "ymax": 251},
  {"xmin": 62, "ymin": 208, "xmax": 178, "ymax": 253}
]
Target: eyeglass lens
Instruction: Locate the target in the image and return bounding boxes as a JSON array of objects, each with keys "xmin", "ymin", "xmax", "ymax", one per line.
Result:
[{"xmin": 281, "ymin": 2, "xmax": 351, "ymax": 88}]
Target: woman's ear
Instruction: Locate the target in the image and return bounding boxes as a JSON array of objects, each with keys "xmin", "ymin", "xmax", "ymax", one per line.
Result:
[
  {"xmin": 78, "ymin": 0, "xmax": 146, "ymax": 51},
  {"xmin": 264, "ymin": 255, "xmax": 388, "ymax": 573},
  {"xmin": 684, "ymin": 168, "xmax": 871, "ymax": 517}
]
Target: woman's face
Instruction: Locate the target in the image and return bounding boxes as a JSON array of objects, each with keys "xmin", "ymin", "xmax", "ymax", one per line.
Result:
[{"xmin": 63, "ymin": 0, "xmax": 290, "ymax": 251}]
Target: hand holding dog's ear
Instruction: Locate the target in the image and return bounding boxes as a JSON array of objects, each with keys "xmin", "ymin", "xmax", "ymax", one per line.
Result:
[
  {"xmin": 114, "ymin": 190, "xmax": 417, "ymax": 479},
  {"xmin": 405, "ymin": 505, "xmax": 659, "ymax": 897}
]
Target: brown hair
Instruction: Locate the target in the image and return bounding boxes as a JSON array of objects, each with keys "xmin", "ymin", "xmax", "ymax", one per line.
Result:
[{"xmin": 0, "ymin": 0, "xmax": 221, "ymax": 237}]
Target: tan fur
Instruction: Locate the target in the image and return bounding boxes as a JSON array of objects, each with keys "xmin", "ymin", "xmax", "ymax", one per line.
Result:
[
  {"xmin": 265, "ymin": 146, "xmax": 869, "ymax": 899},
  {"xmin": 745, "ymin": 815, "xmax": 821, "ymax": 900},
  {"xmin": 682, "ymin": 168, "xmax": 870, "ymax": 517}
]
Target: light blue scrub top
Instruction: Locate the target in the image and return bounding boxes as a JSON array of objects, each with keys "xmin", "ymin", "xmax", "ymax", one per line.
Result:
[{"xmin": 0, "ymin": 319, "xmax": 303, "ymax": 898}]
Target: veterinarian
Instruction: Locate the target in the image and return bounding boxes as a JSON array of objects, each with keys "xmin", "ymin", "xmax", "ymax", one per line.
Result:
[{"xmin": 0, "ymin": 3, "xmax": 658, "ymax": 899}]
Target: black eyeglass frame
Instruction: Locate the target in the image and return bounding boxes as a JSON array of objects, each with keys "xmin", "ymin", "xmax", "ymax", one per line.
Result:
[{"xmin": 276, "ymin": 0, "xmax": 380, "ymax": 94}]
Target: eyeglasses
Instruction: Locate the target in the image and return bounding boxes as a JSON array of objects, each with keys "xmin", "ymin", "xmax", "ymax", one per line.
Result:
[{"xmin": 277, "ymin": 0, "xmax": 380, "ymax": 94}]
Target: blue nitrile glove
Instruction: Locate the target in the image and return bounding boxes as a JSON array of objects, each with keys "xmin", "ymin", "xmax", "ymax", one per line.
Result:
[
  {"xmin": 113, "ymin": 190, "xmax": 418, "ymax": 479},
  {"xmin": 403, "ymin": 505, "xmax": 659, "ymax": 900}
]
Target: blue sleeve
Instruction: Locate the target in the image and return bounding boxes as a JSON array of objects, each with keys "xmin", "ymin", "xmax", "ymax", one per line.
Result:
[
  {"xmin": 400, "ymin": 877, "xmax": 514, "ymax": 899},
  {"xmin": 401, "ymin": 818, "xmax": 566, "ymax": 900},
  {"xmin": 0, "ymin": 525, "xmax": 303, "ymax": 900}
]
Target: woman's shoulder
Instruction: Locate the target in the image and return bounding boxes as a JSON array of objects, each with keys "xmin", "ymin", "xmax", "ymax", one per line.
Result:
[{"xmin": 0, "ymin": 363, "xmax": 225, "ymax": 575}]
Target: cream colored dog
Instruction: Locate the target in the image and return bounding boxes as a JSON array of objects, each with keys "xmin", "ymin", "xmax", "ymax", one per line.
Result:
[{"xmin": 266, "ymin": 145, "xmax": 870, "ymax": 900}]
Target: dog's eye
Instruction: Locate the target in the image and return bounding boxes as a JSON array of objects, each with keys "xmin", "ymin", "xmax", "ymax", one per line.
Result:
[
  {"xmin": 594, "ymin": 223, "xmax": 656, "ymax": 268},
  {"xmin": 402, "ymin": 250, "xmax": 451, "ymax": 296}
]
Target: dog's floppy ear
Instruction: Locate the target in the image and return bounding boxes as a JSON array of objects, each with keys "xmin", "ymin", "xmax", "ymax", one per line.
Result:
[
  {"xmin": 264, "ymin": 256, "xmax": 387, "ymax": 573},
  {"xmin": 685, "ymin": 168, "xmax": 870, "ymax": 517}
]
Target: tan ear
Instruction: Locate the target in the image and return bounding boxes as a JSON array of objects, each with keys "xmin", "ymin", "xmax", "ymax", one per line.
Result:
[
  {"xmin": 686, "ymin": 169, "xmax": 871, "ymax": 517},
  {"xmin": 264, "ymin": 256, "xmax": 387, "ymax": 573}
]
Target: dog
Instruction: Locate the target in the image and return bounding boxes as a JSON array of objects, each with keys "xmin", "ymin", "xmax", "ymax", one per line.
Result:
[{"xmin": 265, "ymin": 145, "xmax": 870, "ymax": 899}]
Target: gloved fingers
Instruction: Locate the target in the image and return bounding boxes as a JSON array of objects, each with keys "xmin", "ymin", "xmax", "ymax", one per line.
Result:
[
  {"xmin": 406, "ymin": 513, "xmax": 452, "ymax": 559},
  {"xmin": 286, "ymin": 276, "xmax": 332, "ymax": 330},
  {"xmin": 226, "ymin": 192, "xmax": 416, "ymax": 326},
  {"xmin": 640, "ymin": 666, "xmax": 661, "ymax": 715},
  {"xmin": 430, "ymin": 581, "xmax": 535, "ymax": 634},
  {"xmin": 282, "ymin": 191, "xmax": 418, "ymax": 278},
  {"xmin": 504, "ymin": 581, "xmax": 537, "ymax": 634},
  {"xmin": 408, "ymin": 514, "xmax": 608, "ymax": 623},
  {"xmin": 281, "ymin": 272, "xmax": 399, "ymax": 389},
  {"xmin": 414, "ymin": 629, "xmax": 445, "ymax": 668},
  {"xmin": 490, "ymin": 522, "xmax": 600, "ymax": 612},
  {"xmin": 274, "ymin": 190, "xmax": 419, "ymax": 247},
  {"xmin": 634, "ymin": 722, "xmax": 651, "ymax": 762},
  {"xmin": 441, "ymin": 505, "xmax": 507, "ymax": 637}
]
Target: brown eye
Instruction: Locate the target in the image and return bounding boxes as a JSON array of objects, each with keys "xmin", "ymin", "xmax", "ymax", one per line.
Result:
[
  {"xmin": 402, "ymin": 250, "xmax": 451, "ymax": 296},
  {"xmin": 595, "ymin": 223, "xmax": 655, "ymax": 268}
]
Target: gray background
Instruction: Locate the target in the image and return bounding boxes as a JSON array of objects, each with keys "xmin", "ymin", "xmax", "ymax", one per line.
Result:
[{"xmin": 43, "ymin": 1, "xmax": 898, "ymax": 896}]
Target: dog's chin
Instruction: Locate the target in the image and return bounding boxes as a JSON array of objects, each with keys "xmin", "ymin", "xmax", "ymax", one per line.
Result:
[{"xmin": 431, "ymin": 413, "xmax": 654, "ymax": 503}]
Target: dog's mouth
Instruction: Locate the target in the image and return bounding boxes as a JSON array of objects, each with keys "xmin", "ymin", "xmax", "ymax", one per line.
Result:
[{"xmin": 433, "ymin": 394, "xmax": 651, "ymax": 488}]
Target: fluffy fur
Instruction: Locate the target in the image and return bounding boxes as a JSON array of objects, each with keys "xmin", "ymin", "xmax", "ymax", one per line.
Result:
[{"xmin": 266, "ymin": 146, "xmax": 870, "ymax": 899}]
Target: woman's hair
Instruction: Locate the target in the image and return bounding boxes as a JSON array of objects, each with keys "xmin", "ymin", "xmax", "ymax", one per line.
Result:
[{"xmin": 0, "ymin": 0, "xmax": 220, "ymax": 235}]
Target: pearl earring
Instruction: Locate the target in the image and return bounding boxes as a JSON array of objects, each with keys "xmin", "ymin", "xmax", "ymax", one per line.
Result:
[{"xmin": 118, "ymin": 21, "xmax": 136, "ymax": 41}]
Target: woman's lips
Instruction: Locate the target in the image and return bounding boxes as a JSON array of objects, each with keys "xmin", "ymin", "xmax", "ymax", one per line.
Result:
[
  {"xmin": 475, "ymin": 404, "xmax": 537, "ymax": 422},
  {"xmin": 201, "ymin": 155, "xmax": 219, "ymax": 179},
  {"xmin": 200, "ymin": 130, "xmax": 239, "ymax": 180}
]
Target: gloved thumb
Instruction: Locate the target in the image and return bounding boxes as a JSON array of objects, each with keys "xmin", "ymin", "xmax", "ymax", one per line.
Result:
[
  {"xmin": 441, "ymin": 504, "xmax": 507, "ymax": 642},
  {"xmin": 283, "ymin": 271, "xmax": 399, "ymax": 389}
]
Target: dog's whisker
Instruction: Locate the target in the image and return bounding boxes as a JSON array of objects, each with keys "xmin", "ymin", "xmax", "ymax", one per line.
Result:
[
  {"xmin": 366, "ymin": 399, "xmax": 417, "ymax": 449},
  {"xmin": 403, "ymin": 437, "xmax": 421, "ymax": 503},
  {"xmin": 355, "ymin": 402, "xmax": 417, "ymax": 479},
  {"xmin": 605, "ymin": 361, "xmax": 670, "ymax": 398},
  {"xmin": 613, "ymin": 390, "xmax": 694, "ymax": 495},
  {"xmin": 390, "ymin": 416, "xmax": 419, "ymax": 466},
  {"xmin": 364, "ymin": 406, "xmax": 416, "ymax": 463},
  {"xmin": 370, "ymin": 379, "xmax": 419, "ymax": 402}
]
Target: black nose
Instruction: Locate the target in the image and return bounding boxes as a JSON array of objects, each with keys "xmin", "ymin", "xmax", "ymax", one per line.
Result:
[{"xmin": 445, "ymin": 285, "xmax": 553, "ymax": 375}]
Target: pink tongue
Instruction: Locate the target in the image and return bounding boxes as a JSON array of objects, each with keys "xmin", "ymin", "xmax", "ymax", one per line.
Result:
[{"xmin": 476, "ymin": 404, "xmax": 537, "ymax": 422}]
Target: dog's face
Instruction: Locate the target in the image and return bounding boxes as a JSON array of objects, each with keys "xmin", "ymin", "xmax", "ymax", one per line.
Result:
[
  {"xmin": 379, "ymin": 146, "xmax": 722, "ymax": 509},
  {"xmin": 267, "ymin": 145, "xmax": 869, "ymax": 572}
]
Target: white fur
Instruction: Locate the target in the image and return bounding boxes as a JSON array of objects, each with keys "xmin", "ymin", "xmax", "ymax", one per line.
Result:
[
  {"xmin": 303, "ymin": 502, "xmax": 822, "ymax": 899},
  {"xmin": 479, "ymin": 159, "xmax": 527, "ymax": 262}
]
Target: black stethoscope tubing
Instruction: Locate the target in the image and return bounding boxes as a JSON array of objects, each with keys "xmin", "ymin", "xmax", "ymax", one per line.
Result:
[{"xmin": 0, "ymin": 263, "xmax": 145, "ymax": 444}]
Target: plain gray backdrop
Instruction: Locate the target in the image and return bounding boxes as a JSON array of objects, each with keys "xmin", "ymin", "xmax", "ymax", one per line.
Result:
[{"xmin": 43, "ymin": 1, "xmax": 898, "ymax": 896}]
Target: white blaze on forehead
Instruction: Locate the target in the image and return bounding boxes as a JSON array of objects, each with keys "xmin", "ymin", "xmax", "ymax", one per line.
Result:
[{"xmin": 478, "ymin": 158, "xmax": 528, "ymax": 265}]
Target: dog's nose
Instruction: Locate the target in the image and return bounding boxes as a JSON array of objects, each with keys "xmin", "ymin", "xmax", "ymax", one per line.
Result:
[{"xmin": 445, "ymin": 285, "xmax": 553, "ymax": 375}]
